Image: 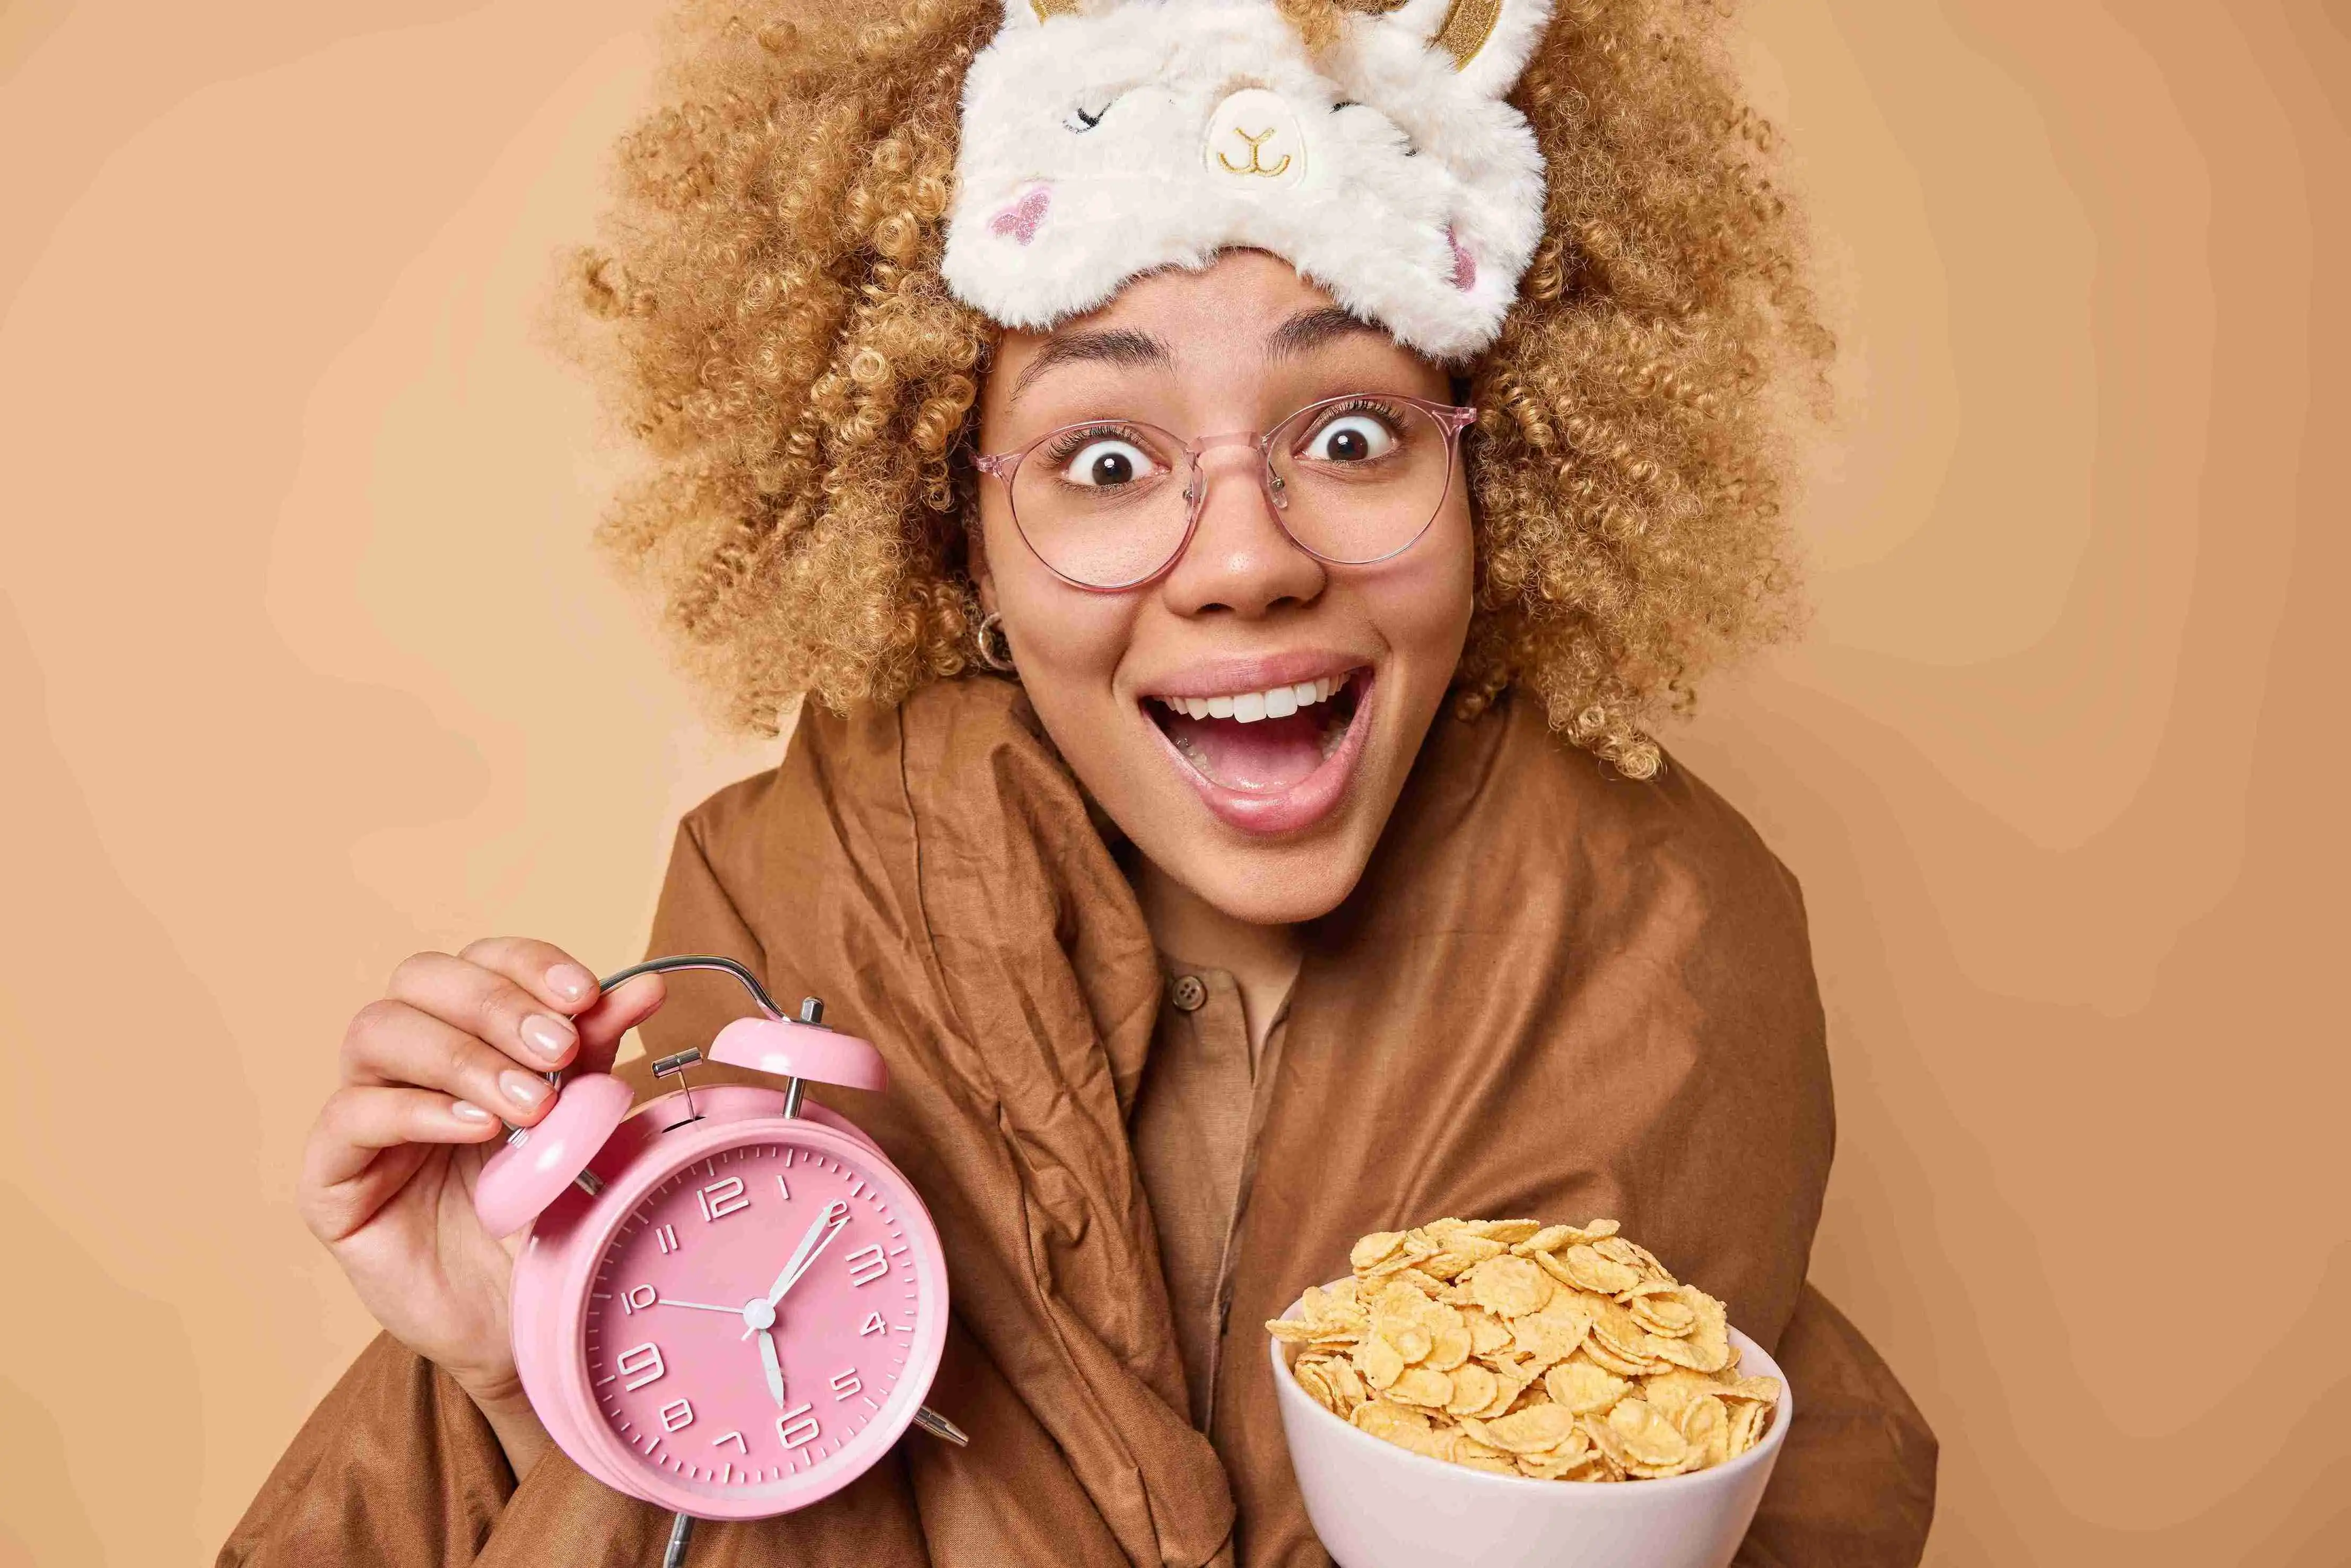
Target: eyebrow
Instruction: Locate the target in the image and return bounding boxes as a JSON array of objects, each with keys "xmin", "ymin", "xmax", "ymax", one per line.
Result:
[
  {"xmin": 1005, "ymin": 306, "xmax": 1395, "ymax": 409},
  {"xmin": 1262, "ymin": 306, "xmax": 1390, "ymax": 363},
  {"xmin": 1008, "ymin": 327, "xmax": 1173, "ymax": 408}
]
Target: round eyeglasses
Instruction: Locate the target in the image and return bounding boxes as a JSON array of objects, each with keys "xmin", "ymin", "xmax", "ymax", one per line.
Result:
[{"xmin": 973, "ymin": 392, "xmax": 1478, "ymax": 592}]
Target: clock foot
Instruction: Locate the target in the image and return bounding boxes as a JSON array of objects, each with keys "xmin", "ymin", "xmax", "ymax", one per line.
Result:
[
  {"xmin": 661, "ymin": 1512, "xmax": 695, "ymax": 1567},
  {"xmin": 913, "ymin": 1405, "xmax": 969, "ymax": 1447}
]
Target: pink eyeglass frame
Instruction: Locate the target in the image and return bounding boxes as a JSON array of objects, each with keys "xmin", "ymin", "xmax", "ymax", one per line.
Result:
[{"xmin": 972, "ymin": 391, "xmax": 1479, "ymax": 593}]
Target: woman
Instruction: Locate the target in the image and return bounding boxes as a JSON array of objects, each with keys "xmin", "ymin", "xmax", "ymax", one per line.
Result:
[{"xmin": 226, "ymin": 1, "xmax": 1936, "ymax": 1563}]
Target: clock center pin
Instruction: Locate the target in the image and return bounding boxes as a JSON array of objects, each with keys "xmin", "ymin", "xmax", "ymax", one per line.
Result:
[{"xmin": 742, "ymin": 1298, "xmax": 778, "ymax": 1332}]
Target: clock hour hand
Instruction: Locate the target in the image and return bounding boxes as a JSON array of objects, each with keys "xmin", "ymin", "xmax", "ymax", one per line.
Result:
[{"xmin": 757, "ymin": 1326, "xmax": 786, "ymax": 1407}]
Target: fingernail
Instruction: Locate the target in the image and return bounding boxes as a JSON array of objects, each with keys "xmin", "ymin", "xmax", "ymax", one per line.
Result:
[
  {"xmin": 450, "ymin": 1100, "xmax": 494, "ymax": 1124},
  {"xmin": 520, "ymin": 1013, "xmax": 576, "ymax": 1060},
  {"xmin": 546, "ymin": 964, "xmax": 597, "ymax": 1006},
  {"xmin": 499, "ymin": 1070, "xmax": 552, "ymax": 1110}
]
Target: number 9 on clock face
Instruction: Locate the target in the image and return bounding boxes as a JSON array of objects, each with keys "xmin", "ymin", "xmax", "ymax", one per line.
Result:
[{"xmin": 574, "ymin": 1126, "xmax": 946, "ymax": 1515}]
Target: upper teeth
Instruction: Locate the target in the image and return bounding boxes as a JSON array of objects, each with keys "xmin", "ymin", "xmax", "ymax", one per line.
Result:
[{"xmin": 1155, "ymin": 676, "xmax": 1343, "ymax": 724}]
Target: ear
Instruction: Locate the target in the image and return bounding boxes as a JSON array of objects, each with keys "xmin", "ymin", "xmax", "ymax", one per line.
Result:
[{"xmin": 1368, "ymin": 0, "xmax": 1555, "ymax": 97}]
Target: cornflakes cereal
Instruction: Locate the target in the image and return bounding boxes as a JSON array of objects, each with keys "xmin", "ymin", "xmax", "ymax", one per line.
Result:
[
  {"xmin": 1388, "ymin": 1365, "xmax": 1456, "ymax": 1408},
  {"xmin": 1443, "ymin": 1361, "xmax": 1499, "ymax": 1417},
  {"xmin": 1271, "ymin": 1216, "xmax": 1781, "ymax": 1484},
  {"xmin": 1545, "ymin": 1358, "xmax": 1631, "ymax": 1415},
  {"xmin": 1677, "ymin": 1393, "xmax": 1731, "ymax": 1469},
  {"xmin": 1356, "ymin": 1331, "xmax": 1407, "ymax": 1390},
  {"xmin": 1466, "ymin": 1255, "xmax": 1553, "ymax": 1318}
]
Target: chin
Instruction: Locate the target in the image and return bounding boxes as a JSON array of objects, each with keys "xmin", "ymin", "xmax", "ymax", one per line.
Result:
[{"xmin": 1164, "ymin": 839, "xmax": 1379, "ymax": 927}]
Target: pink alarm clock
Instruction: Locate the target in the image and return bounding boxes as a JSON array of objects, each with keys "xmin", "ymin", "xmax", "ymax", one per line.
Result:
[{"xmin": 474, "ymin": 956, "xmax": 962, "ymax": 1565}]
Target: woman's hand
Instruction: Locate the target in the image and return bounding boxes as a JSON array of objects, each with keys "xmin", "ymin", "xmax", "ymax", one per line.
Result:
[{"xmin": 298, "ymin": 938, "xmax": 666, "ymax": 1476}]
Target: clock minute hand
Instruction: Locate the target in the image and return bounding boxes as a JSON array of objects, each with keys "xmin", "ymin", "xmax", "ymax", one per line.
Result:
[
  {"xmin": 741, "ymin": 1200, "xmax": 850, "ymax": 1339},
  {"xmin": 771, "ymin": 1201, "xmax": 851, "ymax": 1304},
  {"xmin": 767, "ymin": 1201, "xmax": 850, "ymax": 1305}
]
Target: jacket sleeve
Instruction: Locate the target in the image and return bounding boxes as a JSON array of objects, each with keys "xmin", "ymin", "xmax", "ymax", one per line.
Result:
[
  {"xmin": 216, "ymin": 1334, "xmax": 515, "ymax": 1568},
  {"xmin": 216, "ymin": 1326, "xmax": 933, "ymax": 1568},
  {"xmin": 1736, "ymin": 1284, "xmax": 1939, "ymax": 1568}
]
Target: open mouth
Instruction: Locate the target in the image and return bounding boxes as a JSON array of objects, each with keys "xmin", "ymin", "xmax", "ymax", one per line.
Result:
[{"xmin": 1144, "ymin": 669, "xmax": 1369, "ymax": 796}]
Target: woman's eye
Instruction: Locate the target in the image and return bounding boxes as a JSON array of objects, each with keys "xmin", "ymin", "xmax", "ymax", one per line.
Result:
[
  {"xmin": 1058, "ymin": 438, "xmax": 1159, "ymax": 488},
  {"xmin": 1302, "ymin": 414, "xmax": 1396, "ymax": 464}
]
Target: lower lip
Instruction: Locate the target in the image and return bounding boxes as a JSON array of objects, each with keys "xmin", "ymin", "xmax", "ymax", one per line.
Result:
[{"xmin": 1145, "ymin": 673, "xmax": 1377, "ymax": 838}]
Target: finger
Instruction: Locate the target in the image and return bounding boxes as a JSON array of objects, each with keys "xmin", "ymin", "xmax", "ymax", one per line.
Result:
[
  {"xmin": 342, "ymin": 997, "xmax": 561, "ymax": 1127},
  {"xmin": 455, "ymin": 935, "xmax": 601, "ymax": 1016},
  {"xmin": 300, "ymin": 1139, "xmax": 434, "ymax": 1247},
  {"xmin": 571, "ymin": 971, "xmax": 667, "ymax": 1076},
  {"xmin": 387, "ymin": 949, "xmax": 584, "ymax": 1074},
  {"xmin": 303, "ymin": 1084, "xmax": 499, "ymax": 1197},
  {"xmin": 458, "ymin": 940, "xmax": 665, "ymax": 1075}
]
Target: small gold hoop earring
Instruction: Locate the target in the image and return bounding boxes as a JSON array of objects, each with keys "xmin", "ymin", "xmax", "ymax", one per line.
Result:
[{"xmin": 974, "ymin": 611, "xmax": 1017, "ymax": 674}]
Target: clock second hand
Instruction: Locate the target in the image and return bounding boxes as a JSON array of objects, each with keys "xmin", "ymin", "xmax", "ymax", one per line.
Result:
[{"xmin": 650, "ymin": 1296, "xmax": 743, "ymax": 1315}]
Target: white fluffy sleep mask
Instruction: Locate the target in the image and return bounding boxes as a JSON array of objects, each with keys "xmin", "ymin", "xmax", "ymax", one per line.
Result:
[{"xmin": 940, "ymin": 0, "xmax": 1555, "ymax": 361}]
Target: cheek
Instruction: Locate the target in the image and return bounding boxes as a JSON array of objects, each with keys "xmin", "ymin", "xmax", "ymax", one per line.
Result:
[
  {"xmin": 1368, "ymin": 498, "xmax": 1477, "ymax": 676},
  {"xmin": 981, "ymin": 508, "xmax": 1134, "ymax": 705}
]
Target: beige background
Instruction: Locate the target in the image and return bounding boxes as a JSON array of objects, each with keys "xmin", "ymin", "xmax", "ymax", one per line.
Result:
[{"xmin": 2, "ymin": 1, "xmax": 2344, "ymax": 1563}]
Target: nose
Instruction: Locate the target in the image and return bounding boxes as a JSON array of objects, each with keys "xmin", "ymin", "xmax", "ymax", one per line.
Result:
[{"xmin": 1159, "ymin": 445, "xmax": 1326, "ymax": 619}]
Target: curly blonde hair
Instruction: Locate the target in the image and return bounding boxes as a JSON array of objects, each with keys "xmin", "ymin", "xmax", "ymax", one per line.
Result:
[{"xmin": 571, "ymin": 0, "xmax": 1827, "ymax": 778}]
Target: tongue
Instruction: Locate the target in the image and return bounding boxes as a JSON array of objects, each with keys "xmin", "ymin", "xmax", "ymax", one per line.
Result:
[{"xmin": 1161, "ymin": 708, "xmax": 1329, "ymax": 791}]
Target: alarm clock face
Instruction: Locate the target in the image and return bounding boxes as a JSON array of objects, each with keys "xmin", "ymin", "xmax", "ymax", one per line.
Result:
[{"xmin": 576, "ymin": 1125, "xmax": 942, "ymax": 1510}]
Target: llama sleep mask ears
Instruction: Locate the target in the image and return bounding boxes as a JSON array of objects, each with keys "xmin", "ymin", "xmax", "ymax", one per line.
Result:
[{"xmin": 940, "ymin": 0, "xmax": 1555, "ymax": 361}]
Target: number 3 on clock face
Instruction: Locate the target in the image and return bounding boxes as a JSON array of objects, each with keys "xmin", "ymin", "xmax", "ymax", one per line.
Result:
[{"xmin": 579, "ymin": 1133, "xmax": 936, "ymax": 1506}]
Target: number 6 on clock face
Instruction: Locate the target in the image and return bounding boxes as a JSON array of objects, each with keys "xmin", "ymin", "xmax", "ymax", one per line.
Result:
[{"xmin": 777, "ymin": 1403, "xmax": 820, "ymax": 1448}]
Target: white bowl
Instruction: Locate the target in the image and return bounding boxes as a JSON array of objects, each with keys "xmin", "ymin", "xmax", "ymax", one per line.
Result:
[{"xmin": 1269, "ymin": 1299, "xmax": 1792, "ymax": 1568}]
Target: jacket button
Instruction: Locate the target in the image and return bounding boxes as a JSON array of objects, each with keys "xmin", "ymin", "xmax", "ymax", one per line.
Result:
[{"xmin": 1169, "ymin": 974, "xmax": 1208, "ymax": 1013}]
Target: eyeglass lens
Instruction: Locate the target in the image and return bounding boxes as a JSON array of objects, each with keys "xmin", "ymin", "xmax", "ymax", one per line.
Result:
[{"xmin": 1006, "ymin": 396, "xmax": 1457, "ymax": 590}]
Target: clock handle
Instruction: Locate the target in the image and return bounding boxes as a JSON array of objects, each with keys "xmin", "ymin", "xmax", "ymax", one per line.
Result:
[
  {"xmin": 597, "ymin": 953, "xmax": 789, "ymax": 1021},
  {"xmin": 604, "ymin": 953, "xmax": 886, "ymax": 1114},
  {"xmin": 491, "ymin": 956, "xmax": 787, "ymax": 1138},
  {"xmin": 505, "ymin": 955, "xmax": 790, "ymax": 1130}
]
